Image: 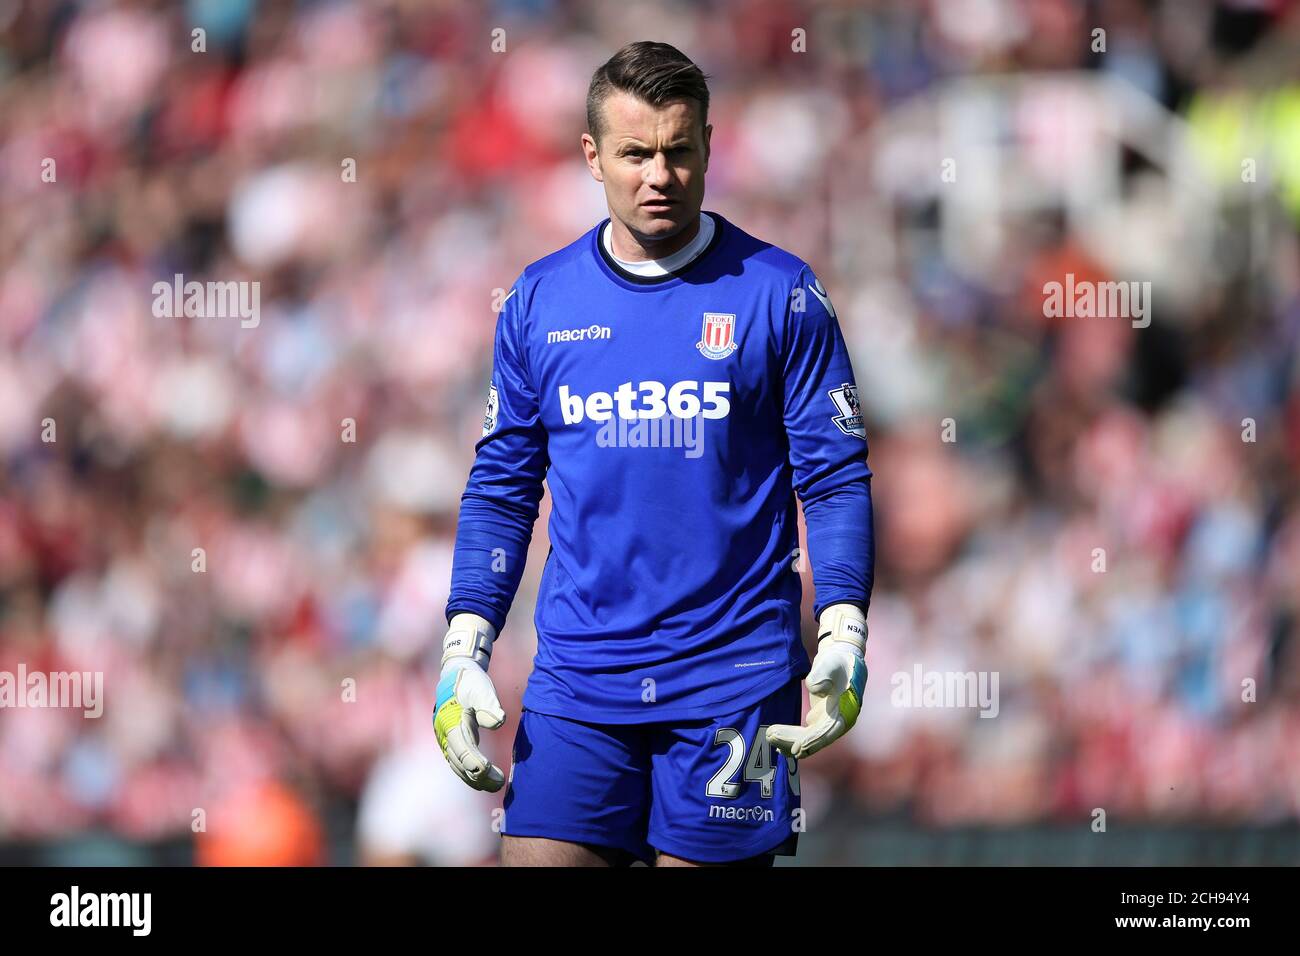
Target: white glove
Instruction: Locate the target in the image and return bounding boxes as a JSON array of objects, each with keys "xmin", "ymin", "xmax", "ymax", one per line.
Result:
[
  {"xmin": 767, "ymin": 603, "xmax": 868, "ymax": 759},
  {"xmin": 433, "ymin": 613, "xmax": 507, "ymax": 792}
]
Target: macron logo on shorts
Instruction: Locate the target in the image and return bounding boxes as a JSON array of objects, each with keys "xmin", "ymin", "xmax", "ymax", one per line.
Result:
[{"xmin": 707, "ymin": 805, "xmax": 775, "ymax": 824}]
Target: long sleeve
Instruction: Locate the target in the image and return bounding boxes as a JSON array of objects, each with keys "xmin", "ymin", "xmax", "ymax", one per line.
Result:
[
  {"xmin": 781, "ymin": 265, "xmax": 876, "ymax": 617},
  {"xmin": 445, "ymin": 280, "xmax": 549, "ymax": 634}
]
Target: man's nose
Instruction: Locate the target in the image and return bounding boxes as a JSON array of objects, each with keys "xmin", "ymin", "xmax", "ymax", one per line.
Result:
[{"xmin": 643, "ymin": 151, "xmax": 673, "ymax": 188}]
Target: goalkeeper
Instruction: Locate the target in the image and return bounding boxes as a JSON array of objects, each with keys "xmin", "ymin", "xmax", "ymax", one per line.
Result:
[{"xmin": 436, "ymin": 41, "xmax": 875, "ymax": 867}]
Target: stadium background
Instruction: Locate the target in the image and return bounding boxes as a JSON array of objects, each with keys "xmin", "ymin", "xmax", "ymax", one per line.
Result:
[{"xmin": 1, "ymin": 0, "xmax": 1298, "ymax": 865}]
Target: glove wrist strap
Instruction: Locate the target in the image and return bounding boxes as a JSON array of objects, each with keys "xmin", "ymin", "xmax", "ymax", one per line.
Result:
[
  {"xmin": 442, "ymin": 613, "xmax": 496, "ymax": 670},
  {"xmin": 817, "ymin": 602, "xmax": 868, "ymax": 656}
]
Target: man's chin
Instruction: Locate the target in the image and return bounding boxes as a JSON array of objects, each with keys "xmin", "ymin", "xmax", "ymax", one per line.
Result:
[{"xmin": 633, "ymin": 207, "xmax": 692, "ymax": 236}]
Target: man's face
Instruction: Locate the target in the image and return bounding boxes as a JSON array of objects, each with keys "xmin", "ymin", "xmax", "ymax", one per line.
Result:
[{"xmin": 582, "ymin": 92, "xmax": 711, "ymax": 256}]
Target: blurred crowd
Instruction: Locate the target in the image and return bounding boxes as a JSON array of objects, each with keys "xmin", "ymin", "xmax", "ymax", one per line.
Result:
[{"xmin": 0, "ymin": 0, "xmax": 1298, "ymax": 864}]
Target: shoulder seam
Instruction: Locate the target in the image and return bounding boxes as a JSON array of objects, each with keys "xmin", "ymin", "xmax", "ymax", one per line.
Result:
[{"xmin": 501, "ymin": 275, "xmax": 538, "ymax": 389}]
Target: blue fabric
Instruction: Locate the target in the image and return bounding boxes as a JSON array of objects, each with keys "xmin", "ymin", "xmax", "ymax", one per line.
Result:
[
  {"xmin": 447, "ymin": 210, "xmax": 874, "ymax": 723},
  {"xmin": 502, "ymin": 677, "xmax": 803, "ymax": 864}
]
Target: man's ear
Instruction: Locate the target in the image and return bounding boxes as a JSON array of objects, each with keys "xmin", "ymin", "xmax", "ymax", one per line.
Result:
[
  {"xmin": 703, "ymin": 123, "xmax": 712, "ymax": 172},
  {"xmin": 582, "ymin": 133, "xmax": 604, "ymax": 183}
]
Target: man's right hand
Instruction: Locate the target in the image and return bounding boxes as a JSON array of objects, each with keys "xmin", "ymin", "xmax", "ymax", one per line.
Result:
[{"xmin": 433, "ymin": 613, "xmax": 507, "ymax": 792}]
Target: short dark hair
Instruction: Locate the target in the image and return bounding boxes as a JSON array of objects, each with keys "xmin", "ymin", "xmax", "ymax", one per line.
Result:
[{"xmin": 586, "ymin": 41, "xmax": 711, "ymax": 146}]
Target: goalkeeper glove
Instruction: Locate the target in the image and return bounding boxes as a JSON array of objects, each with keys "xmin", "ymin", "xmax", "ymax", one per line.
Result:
[
  {"xmin": 433, "ymin": 613, "xmax": 507, "ymax": 792},
  {"xmin": 767, "ymin": 603, "xmax": 868, "ymax": 759}
]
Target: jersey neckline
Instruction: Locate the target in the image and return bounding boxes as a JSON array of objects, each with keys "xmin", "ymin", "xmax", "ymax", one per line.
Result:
[{"xmin": 592, "ymin": 211, "xmax": 728, "ymax": 291}]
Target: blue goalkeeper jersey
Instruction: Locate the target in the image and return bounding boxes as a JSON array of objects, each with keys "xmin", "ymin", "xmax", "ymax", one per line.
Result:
[{"xmin": 446, "ymin": 210, "xmax": 874, "ymax": 723}]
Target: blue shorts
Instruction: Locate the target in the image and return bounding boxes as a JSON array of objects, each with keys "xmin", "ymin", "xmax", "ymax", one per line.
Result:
[{"xmin": 502, "ymin": 677, "xmax": 802, "ymax": 864}]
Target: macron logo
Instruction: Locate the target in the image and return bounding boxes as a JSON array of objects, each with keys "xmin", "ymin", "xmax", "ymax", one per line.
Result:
[
  {"xmin": 808, "ymin": 278, "xmax": 836, "ymax": 319},
  {"xmin": 547, "ymin": 325, "xmax": 611, "ymax": 344},
  {"xmin": 708, "ymin": 805, "xmax": 774, "ymax": 824}
]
